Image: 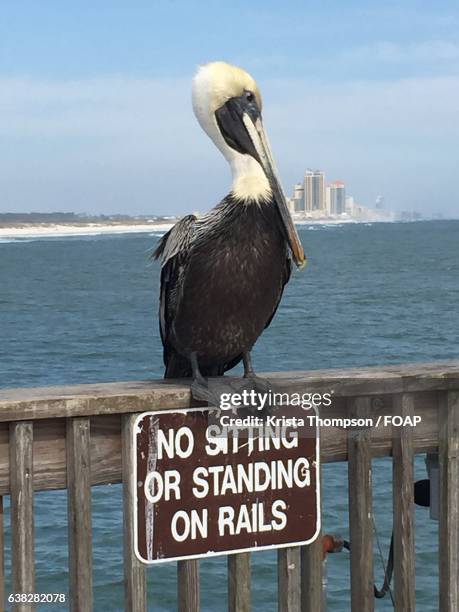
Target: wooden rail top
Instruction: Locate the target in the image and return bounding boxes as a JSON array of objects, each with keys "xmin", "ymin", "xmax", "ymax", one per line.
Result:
[{"xmin": 0, "ymin": 360, "xmax": 459, "ymax": 422}]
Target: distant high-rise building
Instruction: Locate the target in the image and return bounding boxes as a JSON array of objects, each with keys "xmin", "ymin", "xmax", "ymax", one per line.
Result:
[
  {"xmin": 304, "ymin": 170, "xmax": 325, "ymax": 211},
  {"xmin": 345, "ymin": 195, "xmax": 355, "ymax": 215},
  {"xmin": 292, "ymin": 183, "xmax": 305, "ymax": 212},
  {"xmin": 325, "ymin": 186, "xmax": 331, "ymax": 214},
  {"xmin": 329, "ymin": 181, "xmax": 346, "ymax": 214},
  {"xmin": 375, "ymin": 195, "xmax": 384, "ymax": 209}
]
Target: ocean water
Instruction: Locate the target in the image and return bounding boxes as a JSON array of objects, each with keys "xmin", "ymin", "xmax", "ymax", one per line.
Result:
[{"xmin": 1, "ymin": 220, "xmax": 458, "ymax": 611}]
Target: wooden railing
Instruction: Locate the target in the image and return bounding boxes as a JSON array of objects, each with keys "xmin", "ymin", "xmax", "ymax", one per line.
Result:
[{"xmin": 0, "ymin": 361, "xmax": 458, "ymax": 611}]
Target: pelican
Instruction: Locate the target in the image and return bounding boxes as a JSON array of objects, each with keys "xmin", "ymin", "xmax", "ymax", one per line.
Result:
[{"xmin": 154, "ymin": 61, "xmax": 305, "ymax": 405}]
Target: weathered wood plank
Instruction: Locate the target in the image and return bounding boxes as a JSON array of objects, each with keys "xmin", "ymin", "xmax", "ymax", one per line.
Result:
[
  {"xmin": 347, "ymin": 397, "xmax": 374, "ymax": 612},
  {"xmin": 0, "ymin": 497, "xmax": 4, "ymax": 612},
  {"xmin": 228, "ymin": 552, "xmax": 250, "ymax": 612},
  {"xmin": 1, "ymin": 361, "xmax": 459, "ymax": 421},
  {"xmin": 122, "ymin": 414, "xmax": 147, "ymax": 612},
  {"xmin": 9, "ymin": 422, "xmax": 35, "ymax": 611},
  {"xmin": 278, "ymin": 547, "xmax": 300, "ymax": 612},
  {"xmin": 317, "ymin": 391, "xmax": 439, "ymax": 462},
  {"xmin": 392, "ymin": 393, "xmax": 415, "ymax": 612},
  {"xmin": 67, "ymin": 417, "xmax": 93, "ymax": 611},
  {"xmin": 0, "ymin": 416, "xmax": 122, "ymax": 495},
  {"xmin": 439, "ymin": 391, "xmax": 459, "ymax": 612},
  {"xmin": 301, "ymin": 531, "xmax": 323, "ymax": 611},
  {"xmin": 178, "ymin": 560, "xmax": 200, "ymax": 612},
  {"xmin": 0, "ymin": 392, "xmax": 443, "ymax": 495}
]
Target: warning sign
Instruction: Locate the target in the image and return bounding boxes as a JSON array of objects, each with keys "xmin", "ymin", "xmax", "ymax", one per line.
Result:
[{"xmin": 133, "ymin": 407, "xmax": 320, "ymax": 564}]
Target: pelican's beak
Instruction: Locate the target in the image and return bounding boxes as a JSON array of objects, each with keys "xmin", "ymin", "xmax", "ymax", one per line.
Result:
[
  {"xmin": 242, "ymin": 115, "xmax": 306, "ymax": 268},
  {"xmin": 215, "ymin": 96, "xmax": 306, "ymax": 268}
]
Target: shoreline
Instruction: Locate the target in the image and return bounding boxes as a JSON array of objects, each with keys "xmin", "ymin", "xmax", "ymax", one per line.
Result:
[
  {"xmin": 0, "ymin": 216, "xmax": 439, "ymax": 240},
  {"xmin": 0, "ymin": 222, "xmax": 176, "ymax": 239}
]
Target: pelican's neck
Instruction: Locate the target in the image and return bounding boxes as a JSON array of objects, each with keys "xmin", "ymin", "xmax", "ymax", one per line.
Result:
[
  {"xmin": 192, "ymin": 105, "xmax": 271, "ymax": 203},
  {"xmin": 230, "ymin": 154, "xmax": 271, "ymax": 203}
]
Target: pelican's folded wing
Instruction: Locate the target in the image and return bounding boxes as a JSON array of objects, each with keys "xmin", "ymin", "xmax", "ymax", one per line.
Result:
[
  {"xmin": 152, "ymin": 214, "xmax": 197, "ymax": 267},
  {"xmin": 152, "ymin": 215, "xmax": 197, "ymax": 373}
]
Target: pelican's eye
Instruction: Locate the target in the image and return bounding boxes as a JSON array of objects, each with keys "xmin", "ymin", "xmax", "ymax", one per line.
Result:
[{"xmin": 244, "ymin": 91, "xmax": 255, "ymax": 102}]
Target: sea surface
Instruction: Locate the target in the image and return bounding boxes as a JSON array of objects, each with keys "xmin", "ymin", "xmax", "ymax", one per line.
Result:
[{"xmin": 1, "ymin": 220, "xmax": 458, "ymax": 611}]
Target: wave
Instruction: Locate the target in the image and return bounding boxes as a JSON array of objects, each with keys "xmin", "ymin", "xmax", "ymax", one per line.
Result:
[
  {"xmin": 0, "ymin": 238, "xmax": 35, "ymax": 244},
  {"xmin": 0, "ymin": 232, "xmax": 155, "ymax": 244},
  {"xmin": 297, "ymin": 223, "xmax": 344, "ymax": 231}
]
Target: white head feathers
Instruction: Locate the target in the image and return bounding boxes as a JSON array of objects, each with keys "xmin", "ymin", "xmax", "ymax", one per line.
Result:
[{"xmin": 192, "ymin": 61, "xmax": 270, "ymax": 202}]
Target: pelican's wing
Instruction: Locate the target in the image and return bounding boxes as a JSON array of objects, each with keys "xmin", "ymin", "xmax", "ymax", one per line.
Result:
[
  {"xmin": 222, "ymin": 254, "xmax": 292, "ymax": 375},
  {"xmin": 152, "ymin": 215, "xmax": 197, "ymax": 374},
  {"xmin": 153, "ymin": 214, "xmax": 197, "ymax": 267},
  {"xmin": 262, "ymin": 255, "xmax": 292, "ymax": 331}
]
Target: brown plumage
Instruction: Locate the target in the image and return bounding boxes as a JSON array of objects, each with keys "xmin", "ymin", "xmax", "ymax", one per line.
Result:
[{"xmin": 154, "ymin": 196, "xmax": 291, "ymax": 378}]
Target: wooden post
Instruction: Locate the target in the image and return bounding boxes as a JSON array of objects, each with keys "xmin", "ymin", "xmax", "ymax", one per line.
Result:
[
  {"xmin": 9, "ymin": 422, "xmax": 35, "ymax": 612},
  {"xmin": 67, "ymin": 417, "xmax": 93, "ymax": 611},
  {"xmin": 301, "ymin": 537, "xmax": 323, "ymax": 612},
  {"xmin": 278, "ymin": 547, "xmax": 300, "ymax": 612},
  {"xmin": 122, "ymin": 414, "xmax": 147, "ymax": 612},
  {"xmin": 0, "ymin": 497, "xmax": 4, "ymax": 612},
  {"xmin": 178, "ymin": 560, "xmax": 200, "ymax": 612},
  {"xmin": 392, "ymin": 393, "xmax": 415, "ymax": 611},
  {"xmin": 228, "ymin": 553, "xmax": 250, "ymax": 612},
  {"xmin": 347, "ymin": 397, "xmax": 374, "ymax": 612},
  {"xmin": 301, "ymin": 457, "xmax": 323, "ymax": 612},
  {"xmin": 439, "ymin": 391, "xmax": 459, "ymax": 612}
]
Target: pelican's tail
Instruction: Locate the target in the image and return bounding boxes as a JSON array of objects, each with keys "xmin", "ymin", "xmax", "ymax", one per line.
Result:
[
  {"xmin": 164, "ymin": 350, "xmax": 192, "ymax": 379},
  {"xmin": 164, "ymin": 349, "xmax": 239, "ymax": 379}
]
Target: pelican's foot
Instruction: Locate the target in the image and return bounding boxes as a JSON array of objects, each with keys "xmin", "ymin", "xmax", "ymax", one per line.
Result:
[
  {"xmin": 222, "ymin": 376, "xmax": 274, "ymax": 418},
  {"xmin": 244, "ymin": 373, "xmax": 273, "ymax": 395},
  {"xmin": 191, "ymin": 378, "xmax": 219, "ymax": 408},
  {"xmin": 241, "ymin": 352, "xmax": 274, "ymax": 416},
  {"xmin": 190, "ymin": 377, "xmax": 238, "ymax": 417}
]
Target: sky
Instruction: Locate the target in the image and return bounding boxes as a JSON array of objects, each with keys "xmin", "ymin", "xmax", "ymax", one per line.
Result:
[{"xmin": 1, "ymin": 1, "xmax": 459, "ymax": 216}]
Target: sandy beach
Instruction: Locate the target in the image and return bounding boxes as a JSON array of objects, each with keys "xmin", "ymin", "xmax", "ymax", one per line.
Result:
[
  {"xmin": 0, "ymin": 215, "xmax": 399, "ymax": 241},
  {"xmin": 0, "ymin": 222, "xmax": 175, "ymax": 239}
]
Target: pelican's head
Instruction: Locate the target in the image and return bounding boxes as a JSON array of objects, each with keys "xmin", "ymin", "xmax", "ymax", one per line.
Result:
[{"xmin": 192, "ymin": 61, "xmax": 305, "ymax": 268}]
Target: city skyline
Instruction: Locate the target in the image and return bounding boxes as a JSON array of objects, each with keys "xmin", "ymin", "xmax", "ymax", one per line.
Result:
[
  {"xmin": 1, "ymin": 2, "xmax": 459, "ymax": 217},
  {"xmin": 287, "ymin": 169, "xmax": 391, "ymax": 221}
]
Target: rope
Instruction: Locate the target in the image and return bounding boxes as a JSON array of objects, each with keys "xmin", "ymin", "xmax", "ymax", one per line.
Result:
[
  {"xmin": 342, "ymin": 528, "xmax": 395, "ymax": 605},
  {"xmin": 372, "ymin": 518, "xmax": 394, "ymax": 604}
]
